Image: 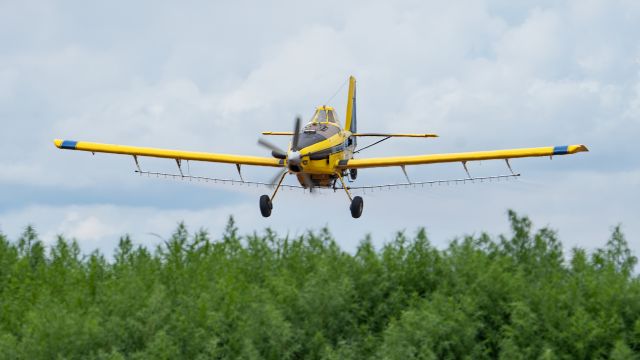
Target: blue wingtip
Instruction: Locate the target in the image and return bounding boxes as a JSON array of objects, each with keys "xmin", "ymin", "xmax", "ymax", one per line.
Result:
[
  {"xmin": 61, "ymin": 140, "xmax": 78, "ymax": 150},
  {"xmin": 552, "ymin": 145, "xmax": 569, "ymax": 155}
]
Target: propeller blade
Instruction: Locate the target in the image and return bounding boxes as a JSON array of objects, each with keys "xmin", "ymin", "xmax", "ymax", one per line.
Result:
[
  {"xmin": 291, "ymin": 116, "xmax": 301, "ymax": 151},
  {"xmin": 269, "ymin": 169, "xmax": 288, "ymax": 188},
  {"xmin": 301, "ymin": 173, "xmax": 315, "ymax": 193},
  {"xmin": 258, "ymin": 138, "xmax": 287, "ymax": 159}
]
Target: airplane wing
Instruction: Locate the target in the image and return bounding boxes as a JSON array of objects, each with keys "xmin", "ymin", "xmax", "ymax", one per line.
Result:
[
  {"xmin": 338, "ymin": 144, "xmax": 588, "ymax": 169},
  {"xmin": 53, "ymin": 139, "xmax": 283, "ymax": 167}
]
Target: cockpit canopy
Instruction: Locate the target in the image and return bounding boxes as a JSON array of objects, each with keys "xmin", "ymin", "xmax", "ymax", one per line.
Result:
[
  {"xmin": 311, "ymin": 106, "xmax": 340, "ymax": 125},
  {"xmin": 296, "ymin": 106, "xmax": 341, "ymax": 149}
]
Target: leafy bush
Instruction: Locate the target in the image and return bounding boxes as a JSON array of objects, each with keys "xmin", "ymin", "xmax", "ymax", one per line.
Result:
[{"xmin": 0, "ymin": 212, "xmax": 637, "ymax": 359}]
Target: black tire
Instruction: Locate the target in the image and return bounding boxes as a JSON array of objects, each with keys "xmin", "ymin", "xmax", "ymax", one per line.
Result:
[
  {"xmin": 349, "ymin": 168, "xmax": 358, "ymax": 180},
  {"xmin": 350, "ymin": 196, "xmax": 364, "ymax": 218},
  {"xmin": 259, "ymin": 195, "xmax": 272, "ymax": 217}
]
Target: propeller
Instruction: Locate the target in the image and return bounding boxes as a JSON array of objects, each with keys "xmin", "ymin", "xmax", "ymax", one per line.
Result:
[
  {"xmin": 300, "ymin": 173, "xmax": 315, "ymax": 193},
  {"xmin": 258, "ymin": 138, "xmax": 287, "ymax": 159},
  {"xmin": 258, "ymin": 116, "xmax": 305, "ymax": 166},
  {"xmin": 258, "ymin": 116, "xmax": 301, "ymax": 188},
  {"xmin": 268, "ymin": 169, "xmax": 288, "ymax": 188},
  {"xmin": 258, "ymin": 116, "xmax": 302, "ymax": 158},
  {"xmin": 291, "ymin": 116, "xmax": 301, "ymax": 151},
  {"xmin": 257, "ymin": 116, "xmax": 319, "ymax": 190}
]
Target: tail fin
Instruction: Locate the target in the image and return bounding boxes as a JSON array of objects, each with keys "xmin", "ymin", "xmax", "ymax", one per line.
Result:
[{"xmin": 345, "ymin": 76, "xmax": 357, "ymax": 134}]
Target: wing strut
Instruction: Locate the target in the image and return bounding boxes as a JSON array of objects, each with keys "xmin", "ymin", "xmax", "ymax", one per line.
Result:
[
  {"xmin": 176, "ymin": 159, "xmax": 184, "ymax": 177},
  {"xmin": 400, "ymin": 165, "xmax": 411, "ymax": 183},
  {"xmin": 354, "ymin": 136, "xmax": 391, "ymax": 154},
  {"xmin": 462, "ymin": 161, "xmax": 471, "ymax": 179},
  {"xmin": 236, "ymin": 164, "xmax": 244, "ymax": 181},
  {"xmin": 133, "ymin": 155, "xmax": 142, "ymax": 172},
  {"xmin": 505, "ymin": 159, "xmax": 516, "ymax": 175}
]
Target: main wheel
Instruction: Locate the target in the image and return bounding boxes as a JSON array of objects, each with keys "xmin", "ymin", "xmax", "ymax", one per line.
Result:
[
  {"xmin": 350, "ymin": 196, "xmax": 364, "ymax": 218},
  {"xmin": 349, "ymin": 168, "xmax": 358, "ymax": 180},
  {"xmin": 259, "ymin": 195, "xmax": 272, "ymax": 217}
]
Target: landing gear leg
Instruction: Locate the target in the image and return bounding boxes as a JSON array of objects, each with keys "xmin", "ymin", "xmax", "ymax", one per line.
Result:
[
  {"xmin": 336, "ymin": 173, "xmax": 363, "ymax": 218},
  {"xmin": 259, "ymin": 171, "xmax": 287, "ymax": 218}
]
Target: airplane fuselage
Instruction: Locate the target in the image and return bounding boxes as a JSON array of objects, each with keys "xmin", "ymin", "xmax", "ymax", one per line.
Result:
[{"xmin": 286, "ymin": 121, "xmax": 355, "ymax": 188}]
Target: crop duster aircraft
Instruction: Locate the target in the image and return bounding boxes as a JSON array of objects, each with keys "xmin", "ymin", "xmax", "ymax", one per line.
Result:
[{"xmin": 54, "ymin": 76, "xmax": 588, "ymax": 218}]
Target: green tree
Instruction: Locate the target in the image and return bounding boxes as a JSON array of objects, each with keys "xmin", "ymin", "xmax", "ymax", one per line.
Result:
[{"xmin": 0, "ymin": 211, "xmax": 637, "ymax": 359}]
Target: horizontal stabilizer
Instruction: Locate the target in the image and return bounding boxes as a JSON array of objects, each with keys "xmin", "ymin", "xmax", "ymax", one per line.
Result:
[
  {"xmin": 261, "ymin": 132, "xmax": 294, "ymax": 136},
  {"xmin": 351, "ymin": 133, "xmax": 439, "ymax": 138}
]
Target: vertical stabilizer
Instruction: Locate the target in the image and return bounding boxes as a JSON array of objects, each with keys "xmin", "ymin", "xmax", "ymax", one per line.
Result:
[{"xmin": 345, "ymin": 76, "xmax": 357, "ymax": 134}]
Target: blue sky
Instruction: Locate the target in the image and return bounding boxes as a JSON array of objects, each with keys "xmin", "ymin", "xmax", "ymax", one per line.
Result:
[{"xmin": 1, "ymin": 0, "xmax": 638, "ymax": 256}]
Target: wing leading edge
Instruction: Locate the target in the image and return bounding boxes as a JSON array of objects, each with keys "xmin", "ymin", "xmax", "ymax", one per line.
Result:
[
  {"xmin": 53, "ymin": 139, "xmax": 282, "ymax": 167},
  {"xmin": 338, "ymin": 144, "xmax": 588, "ymax": 169}
]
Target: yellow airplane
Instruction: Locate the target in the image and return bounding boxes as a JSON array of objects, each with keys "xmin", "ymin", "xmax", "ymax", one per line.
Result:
[{"xmin": 54, "ymin": 76, "xmax": 588, "ymax": 218}]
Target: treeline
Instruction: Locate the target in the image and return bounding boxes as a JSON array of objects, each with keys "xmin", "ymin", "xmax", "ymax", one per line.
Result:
[{"xmin": 0, "ymin": 211, "xmax": 638, "ymax": 359}]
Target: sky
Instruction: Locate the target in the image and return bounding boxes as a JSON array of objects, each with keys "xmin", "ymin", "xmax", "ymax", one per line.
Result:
[{"xmin": 1, "ymin": 0, "xmax": 639, "ymax": 257}]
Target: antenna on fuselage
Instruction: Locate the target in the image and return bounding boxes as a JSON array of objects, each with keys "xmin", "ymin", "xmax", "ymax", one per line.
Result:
[{"xmin": 323, "ymin": 78, "xmax": 349, "ymax": 106}]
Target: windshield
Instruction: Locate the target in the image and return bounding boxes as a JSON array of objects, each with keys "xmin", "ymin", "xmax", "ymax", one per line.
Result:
[
  {"xmin": 297, "ymin": 123, "xmax": 340, "ymax": 149},
  {"xmin": 315, "ymin": 110, "xmax": 327, "ymax": 122},
  {"xmin": 327, "ymin": 110, "xmax": 336, "ymax": 123},
  {"xmin": 311, "ymin": 108, "xmax": 340, "ymax": 124}
]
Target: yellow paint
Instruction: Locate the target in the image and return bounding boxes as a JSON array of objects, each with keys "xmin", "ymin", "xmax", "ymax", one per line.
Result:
[
  {"xmin": 340, "ymin": 145, "xmax": 589, "ymax": 169},
  {"xmin": 261, "ymin": 132, "xmax": 294, "ymax": 136},
  {"xmin": 53, "ymin": 76, "xmax": 589, "ymax": 191},
  {"xmin": 287, "ymin": 125, "xmax": 351, "ymax": 175},
  {"xmin": 53, "ymin": 139, "xmax": 281, "ymax": 167},
  {"xmin": 344, "ymin": 76, "xmax": 356, "ymax": 132}
]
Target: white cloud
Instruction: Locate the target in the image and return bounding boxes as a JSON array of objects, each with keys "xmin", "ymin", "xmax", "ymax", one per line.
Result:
[
  {"xmin": 0, "ymin": 68, "xmax": 17, "ymax": 101},
  {"xmin": 220, "ymin": 26, "xmax": 354, "ymax": 115},
  {"xmin": 0, "ymin": 203, "xmax": 254, "ymax": 256},
  {"xmin": 0, "ymin": 169, "xmax": 637, "ymax": 258},
  {"xmin": 494, "ymin": 8, "xmax": 567, "ymax": 77},
  {"xmin": 0, "ymin": 0, "xmax": 638, "ymax": 258}
]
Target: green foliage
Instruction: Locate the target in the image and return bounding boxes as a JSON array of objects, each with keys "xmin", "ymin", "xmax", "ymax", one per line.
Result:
[{"xmin": 0, "ymin": 212, "xmax": 638, "ymax": 358}]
